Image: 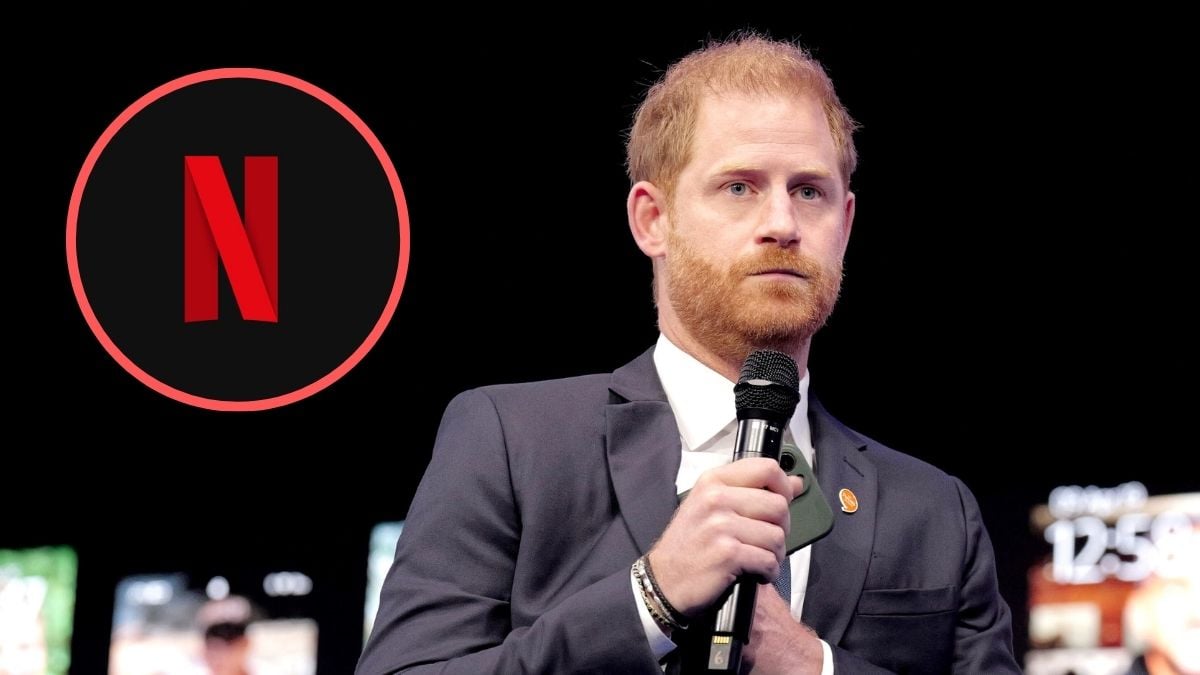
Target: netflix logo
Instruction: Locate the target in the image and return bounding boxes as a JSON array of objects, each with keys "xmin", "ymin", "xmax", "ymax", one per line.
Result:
[
  {"xmin": 66, "ymin": 69, "xmax": 410, "ymax": 411},
  {"xmin": 183, "ymin": 155, "xmax": 280, "ymax": 324}
]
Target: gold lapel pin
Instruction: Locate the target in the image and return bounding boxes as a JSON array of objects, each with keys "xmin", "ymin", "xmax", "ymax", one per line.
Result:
[{"xmin": 838, "ymin": 488, "xmax": 859, "ymax": 514}]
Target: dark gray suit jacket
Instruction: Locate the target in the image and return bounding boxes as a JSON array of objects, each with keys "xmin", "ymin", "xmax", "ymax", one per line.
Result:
[{"xmin": 357, "ymin": 348, "xmax": 1019, "ymax": 674}]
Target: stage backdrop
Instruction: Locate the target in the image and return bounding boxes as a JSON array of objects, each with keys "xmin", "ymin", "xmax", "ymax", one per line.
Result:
[{"xmin": 13, "ymin": 15, "xmax": 1195, "ymax": 673}]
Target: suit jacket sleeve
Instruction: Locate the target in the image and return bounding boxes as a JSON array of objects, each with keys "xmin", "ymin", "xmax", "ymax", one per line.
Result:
[
  {"xmin": 950, "ymin": 476, "xmax": 1020, "ymax": 673},
  {"xmin": 356, "ymin": 389, "xmax": 662, "ymax": 675}
]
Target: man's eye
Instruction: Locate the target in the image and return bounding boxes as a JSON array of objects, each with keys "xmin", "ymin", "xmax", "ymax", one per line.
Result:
[
  {"xmin": 728, "ymin": 182, "xmax": 749, "ymax": 196},
  {"xmin": 798, "ymin": 186, "xmax": 821, "ymax": 200}
]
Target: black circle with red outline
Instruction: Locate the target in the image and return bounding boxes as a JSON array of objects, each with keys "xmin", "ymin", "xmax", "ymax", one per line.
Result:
[{"xmin": 67, "ymin": 69, "xmax": 409, "ymax": 411}]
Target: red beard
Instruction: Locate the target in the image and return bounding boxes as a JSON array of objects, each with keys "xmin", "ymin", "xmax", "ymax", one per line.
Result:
[{"xmin": 664, "ymin": 229, "xmax": 842, "ymax": 365}]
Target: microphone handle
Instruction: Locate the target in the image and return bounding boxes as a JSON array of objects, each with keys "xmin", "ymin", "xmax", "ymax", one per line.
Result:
[{"xmin": 701, "ymin": 414, "xmax": 785, "ymax": 672}]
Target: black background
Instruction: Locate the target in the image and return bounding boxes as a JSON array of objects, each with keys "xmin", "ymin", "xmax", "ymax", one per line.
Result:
[{"xmin": 15, "ymin": 13, "xmax": 1198, "ymax": 673}]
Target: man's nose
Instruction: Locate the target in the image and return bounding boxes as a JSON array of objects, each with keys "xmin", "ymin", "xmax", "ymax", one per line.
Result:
[{"xmin": 754, "ymin": 190, "xmax": 800, "ymax": 247}]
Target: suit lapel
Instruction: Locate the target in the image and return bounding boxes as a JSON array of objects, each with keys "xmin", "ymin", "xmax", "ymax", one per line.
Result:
[
  {"xmin": 802, "ymin": 396, "xmax": 877, "ymax": 645},
  {"xmin": 606, "ymin": 348, "xmax": 682, "ymax": 555}
]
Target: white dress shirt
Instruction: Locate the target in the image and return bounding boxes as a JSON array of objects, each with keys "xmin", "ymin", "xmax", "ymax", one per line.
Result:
[{"xmin": 631, "ymin": 334, "xmax": 834, "ymax": 672}]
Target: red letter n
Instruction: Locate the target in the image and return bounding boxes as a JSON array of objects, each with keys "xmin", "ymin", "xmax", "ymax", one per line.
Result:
[{"xmin": 184, "ymin": 156, "xmax": 278, "ymax": 323}]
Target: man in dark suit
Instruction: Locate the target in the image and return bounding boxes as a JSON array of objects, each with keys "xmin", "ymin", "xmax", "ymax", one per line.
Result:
[{"xmin": 358, "ymin": 33, "xmax": 1020, "ymax": 674}]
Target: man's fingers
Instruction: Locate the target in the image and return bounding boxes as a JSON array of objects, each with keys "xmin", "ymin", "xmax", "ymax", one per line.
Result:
[
  {"xmin": 788, "ymin": 475, "xmax": 805, "ymax": 500},
  {"xmin": 736, "ymin": 540, "xmax": 784, "ymax": 581},
  {"xmin": 702, "ymin": 458, "xmax": 793, "ymax": 497},
  {"xmin": 728, "ymin": 519, "xmax": 788, "ymax": 565},
  {"xmin": 721, "ymin": 487, "xmax": 791, "ymax": 527}
]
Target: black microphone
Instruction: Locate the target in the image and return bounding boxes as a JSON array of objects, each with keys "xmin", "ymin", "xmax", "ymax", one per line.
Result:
[{"xmin": 700, "ymin": 349, "xmax": 800, "ymax": 672}]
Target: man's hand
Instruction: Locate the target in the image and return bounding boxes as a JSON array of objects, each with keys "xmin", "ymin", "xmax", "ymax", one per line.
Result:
[
  {"xmin": 646, "ymin": 458, "xmax": 803, "ymax": 617},
  {"xmin": 741, "ymin": 582, "xmax": 824, "ymax": 675}
]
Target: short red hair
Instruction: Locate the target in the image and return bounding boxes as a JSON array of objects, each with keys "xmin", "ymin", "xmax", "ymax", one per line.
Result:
[{"xmin": 627, "ymin": 33, "xmax": 859, "ymax": 196}]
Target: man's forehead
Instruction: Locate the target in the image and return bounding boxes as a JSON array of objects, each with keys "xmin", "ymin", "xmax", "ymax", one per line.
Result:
[{"xmin": 688, "ymin": 91, "xmax": 838, "ymax": 170}]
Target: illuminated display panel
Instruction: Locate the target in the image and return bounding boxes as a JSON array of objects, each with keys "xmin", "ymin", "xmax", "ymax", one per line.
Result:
[
  {"xmin": 1026, "ymin": 483, "xmax": 1199, "ymax": 675},
  {"xmin": 364, "ymin": 521, "xmax": 404, "ymax": 644},
  {"xmin": 109, "ymin": 568, "xmax": 318, "ymax": 675},
  {"xmin": 0, "ymin": 546, "xmax": 77, "ymax": 675}
]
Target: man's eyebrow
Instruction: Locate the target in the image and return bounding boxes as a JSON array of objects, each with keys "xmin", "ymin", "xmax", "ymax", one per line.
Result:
[
  {"xmin": 709, "ymin": 164, "xmax": 835, "ymax": 182},
  {"xmin": 710, "ymin": 163, "xmax": 759, "ymax": 176}
]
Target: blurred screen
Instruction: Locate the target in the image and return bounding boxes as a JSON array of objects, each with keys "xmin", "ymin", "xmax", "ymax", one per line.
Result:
[
  {"xmin": 1025, "ymin": 482, "xmax": 1199, "ymax": 675},
  {"xmin": 109, "ymin": 569, "xmax": 317, "ymax": 675},
  {"xmin": 364, "ymin": 521, "xmax": 403, "ymax": 644},
  {"xmin": 0, "ymin": 546, "xmax": 77, "ymax": 675}
]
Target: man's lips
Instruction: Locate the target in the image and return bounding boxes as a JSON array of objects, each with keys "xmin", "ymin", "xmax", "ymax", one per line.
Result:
[{"xmin": 751, "ymin": 268, "xmax": 807, "ymax": 278}]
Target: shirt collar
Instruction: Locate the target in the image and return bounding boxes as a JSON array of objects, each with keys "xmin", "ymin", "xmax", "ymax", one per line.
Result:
[{"xmin": 653, "ymin": 334, "xmax": 812, "ymax": 456}]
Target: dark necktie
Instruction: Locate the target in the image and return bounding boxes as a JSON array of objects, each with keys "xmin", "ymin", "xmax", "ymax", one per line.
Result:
[
  {"xmin": 773, "ymin": 554, "xmax": 792, "ymax": 603},
  {"xmin": 774, "ymin": 440, "xmax": 799, "ymax": 604}
]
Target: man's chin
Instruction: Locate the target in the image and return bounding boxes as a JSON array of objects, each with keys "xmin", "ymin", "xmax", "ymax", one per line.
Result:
[
  {"xmin": 733, "ymin": 319, "xmax": 812, "ymax": 345},
  {"xmin": 734, "ymin": 296, "xmax": 811, "ymax": 322}
]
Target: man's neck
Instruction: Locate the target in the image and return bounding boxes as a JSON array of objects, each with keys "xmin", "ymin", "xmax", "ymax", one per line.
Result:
[{"xmin": 659, "ymin": 321, "xmax": 811, "ymax": 382}]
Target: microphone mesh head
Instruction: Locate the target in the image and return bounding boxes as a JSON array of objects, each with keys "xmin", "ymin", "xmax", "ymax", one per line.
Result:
[{"xmin": 734, "ymin": 350, "xmax": 800, "ymax": 417}]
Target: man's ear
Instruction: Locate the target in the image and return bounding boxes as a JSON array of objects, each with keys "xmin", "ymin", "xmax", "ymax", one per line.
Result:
[
  {"xmin": 627, "ymin": 180, "xmax": 670, "ymax": 258},
  {"xmin": 842, "ymin": 189, "xmax": 856, "ymax": 249}
]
